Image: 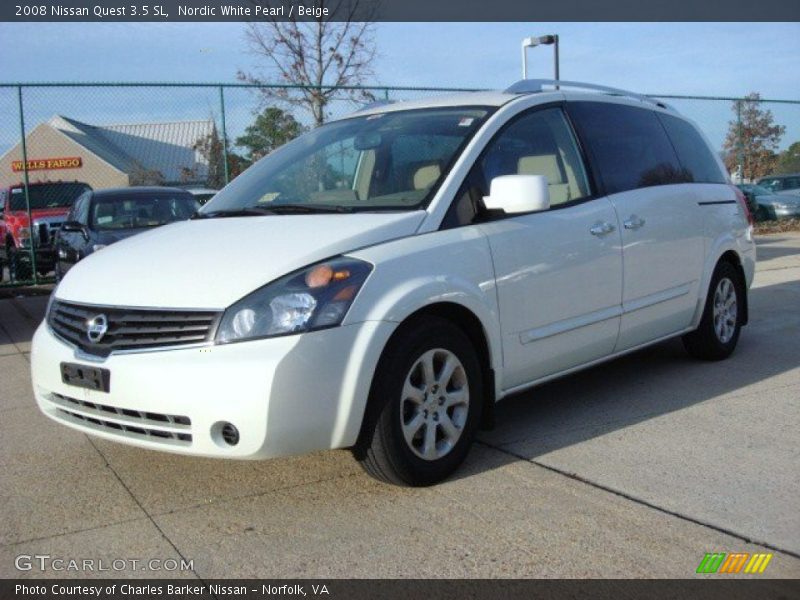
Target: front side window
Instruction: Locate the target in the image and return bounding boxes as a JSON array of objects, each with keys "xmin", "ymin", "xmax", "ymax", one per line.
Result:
[
  {"xmin": 90, "ymin": 193, "xmax": 199, "ymax": 230},
  {"xmin": 568, "ymin": 101, "xmax": 687, "ymax": 195},
  {"xmin": 477, "ymin": 107, "xmax": 591, "ymax": 206},
  {"xmin": 443, "ymin": 107, "xmax": 591, "ymax": 227},
  {"xmin": 203, "ymin": 108, "xmax": 489, "ymax": 214}
]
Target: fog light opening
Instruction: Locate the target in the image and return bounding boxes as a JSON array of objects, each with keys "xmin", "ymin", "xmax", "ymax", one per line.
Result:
[{"xmin": 220, "ymin": 423, "xmax": 239, "ymax": 446}]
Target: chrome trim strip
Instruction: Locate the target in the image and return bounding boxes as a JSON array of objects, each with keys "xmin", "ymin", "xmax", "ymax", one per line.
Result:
[
  {"xmin": 503, "ymin": 326, "xmax": 695, "ymax": 397},
  {"xmin": 51, "ymin": 297, "xmax": 224, "ymax": 312},
  {"xmin": 47, "ymin": 324, "xmax": 215, "ymax": 362},
  {"xmin": 517, "ymin": 282, "xmax": 694, "ymax": 345},
  {"xmin": 519, "ymin": 305, "xmax": 622, "ymax": 345},
  {"xmin": 622, "ymin": 282, "xmax": 694, "ymax": 315}
]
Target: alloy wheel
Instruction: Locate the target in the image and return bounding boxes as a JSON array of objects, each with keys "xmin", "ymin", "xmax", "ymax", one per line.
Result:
[
  {"xmin": 712, "ymin": 277, "xmax": 738, "ymax": 344},
  {"xmin": 400, "ymin": 348, "xmax": 470, "ymax": 461}
]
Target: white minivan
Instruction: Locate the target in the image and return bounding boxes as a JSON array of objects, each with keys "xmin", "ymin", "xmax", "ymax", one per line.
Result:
[{"xmin": 31, "ymin": 80, "xmax": 756, "ymax": 486}]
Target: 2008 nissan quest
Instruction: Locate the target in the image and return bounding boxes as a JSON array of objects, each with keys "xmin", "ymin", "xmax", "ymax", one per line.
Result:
[{"xmin": 31, "ymin": 80, "xmax": 756, "ymax": 486}]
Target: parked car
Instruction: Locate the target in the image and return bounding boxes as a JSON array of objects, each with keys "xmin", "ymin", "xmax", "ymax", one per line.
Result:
[
  {"xmin": 0, "ymin": 181, "xmax": 91, "ymax": 282},
  {"xmin": 737, "ymin": 183, "xmax": 800, "ymax": 220},
  {"xmin": 756, "ymin": 173, "xmax": 800, "ymax": 197},
  {"xmin": 32, "ymin": 80, "xmax": 755, "ymax": 486},
  {"xmin": 185, "ymin": 187, "xmax": 218, "ymax": 205},
  {"xmin": 54, "ymin": 186, "xmax": 199, "ymax": 281}
]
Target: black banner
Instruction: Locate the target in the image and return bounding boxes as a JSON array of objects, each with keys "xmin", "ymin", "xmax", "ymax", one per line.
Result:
[
  {"xmin": 2, "ymin": 0, "xmax": 800, "ymax": 22},
  {"xmin": 3, "ymin": 579, "xmax": 800, "ymax": 600}
]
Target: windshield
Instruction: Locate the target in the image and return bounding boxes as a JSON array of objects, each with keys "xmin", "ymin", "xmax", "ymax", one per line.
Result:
[
  {"xmin": 91, "ymin": 192, "xmax": 199, "ymax": 230},
  {"xmin": 9, "ymin": 182, "xmax": 90, "ymax": 211},
  {"xmin": 203, "ymin": 107, "xmax": 490, "ymax": 214},
  {"xmin": 749, "ymin": 185, "xmax": 775, "ymax": 196},
  {"xmin": 758, "ymin": 179, "xmax": 781, "ymax": 191}
]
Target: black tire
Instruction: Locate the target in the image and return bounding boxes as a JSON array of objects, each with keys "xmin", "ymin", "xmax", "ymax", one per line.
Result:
[
  {"xmin": 354, "ymin": 316, "xmax": 483, "ymax": 486},
  {"xmin": 8, "ymin": 247, "xmax": 32, "ymax": 282},
  {"xmin": 54, "ymin": 261, "xmax": 63, "ymax": 283},
  {"xmin": 682, "ymin": 261, "xmax": 744, "ymax": 361}
]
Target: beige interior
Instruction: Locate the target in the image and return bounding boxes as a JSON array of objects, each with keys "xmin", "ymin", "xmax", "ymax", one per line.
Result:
[
  {"xmin": 413, "ymin": 164, "xmax": 441, "ymax": 190},
  {"xmin": 517, "ymin": 155, "xmax": 571, "ymax": 205}
]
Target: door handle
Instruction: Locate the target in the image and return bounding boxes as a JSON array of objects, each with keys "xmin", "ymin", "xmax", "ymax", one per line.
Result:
[
  {"xmin": 590, "ymin": 221, "xmax": 616, "ymax": 237},
  {"xmin": 623, "ymin": 215, "xmax": 646, "ymax": 230}
]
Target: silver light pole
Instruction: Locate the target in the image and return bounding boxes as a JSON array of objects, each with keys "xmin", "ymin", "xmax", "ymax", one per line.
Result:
[{"xmin": 521, "ymin": 35, "xmax": 560, "ymax": 83}]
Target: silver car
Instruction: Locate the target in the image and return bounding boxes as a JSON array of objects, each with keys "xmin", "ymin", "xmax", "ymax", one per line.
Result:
[{"xmin": 738, "ymin": 184, "xmax": 800, "ymax": 220}]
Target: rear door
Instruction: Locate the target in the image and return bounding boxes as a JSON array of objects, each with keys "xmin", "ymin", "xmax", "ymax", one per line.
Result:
[{"xmin": 568, "ymin": 101, "xmax": 705, "ymax": 350}]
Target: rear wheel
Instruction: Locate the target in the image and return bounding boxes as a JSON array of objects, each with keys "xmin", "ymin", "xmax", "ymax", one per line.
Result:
[
  {"xmin": 682, "ymin": 261, "xmax": 743, "ymax": 361},
  {"xmin": 354, "ymin": 316, "xmax": 483, "ymax": 486}
]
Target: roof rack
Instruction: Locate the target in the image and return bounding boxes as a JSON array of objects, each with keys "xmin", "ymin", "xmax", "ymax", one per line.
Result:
[
  {"xmin": 504, "ymin": 79, "xmax": 673, "ymax": 110},
  {"xmin": 354, "ymin": 99, "xmax": 395, "ymax": 113}
]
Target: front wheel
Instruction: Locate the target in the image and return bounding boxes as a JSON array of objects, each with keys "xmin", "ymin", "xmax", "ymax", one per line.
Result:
[
  {"xmin": 354, "ymin": 316, "xmax": 483, "ymax": 486},
  {"xmin": 682, "ymin": 261, "xmax": 744, "ymax": 361},
  {"xmin": 8, "ymin": 248, "xmax": 32, "ymax": 283}
]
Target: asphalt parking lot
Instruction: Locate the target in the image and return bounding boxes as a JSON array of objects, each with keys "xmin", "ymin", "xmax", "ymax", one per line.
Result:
[{"xmin": 1, "ymin": 233, "xmax": 798, "ymax": 579}]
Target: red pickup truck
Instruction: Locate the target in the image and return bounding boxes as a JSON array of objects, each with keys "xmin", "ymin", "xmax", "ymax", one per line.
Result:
[{"xmin": 0, "ymin": 181, "xmax": 91, "ymax": 282}]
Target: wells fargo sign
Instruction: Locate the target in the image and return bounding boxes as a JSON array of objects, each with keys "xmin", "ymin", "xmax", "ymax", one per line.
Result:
[{"xmin": 11, "ymin": 156, "xmax": 82, "ymax": 172}]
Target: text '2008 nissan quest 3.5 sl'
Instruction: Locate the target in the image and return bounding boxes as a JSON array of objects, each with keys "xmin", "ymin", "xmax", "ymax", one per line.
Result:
[{"xmin": 31, "ymin": 80, "xmax": 755, "ymax": 486}]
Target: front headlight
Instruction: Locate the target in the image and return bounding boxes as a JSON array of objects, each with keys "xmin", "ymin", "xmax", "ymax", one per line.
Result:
[
  {"xmin": 18, "ymin": 226, "xmax": 31, "ymax": 247},
  {"xmin": 216, "ymin": 257, "xmax": 373, "ymax": 344}
]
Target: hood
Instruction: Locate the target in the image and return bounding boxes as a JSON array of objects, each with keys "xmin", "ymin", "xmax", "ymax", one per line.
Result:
[{"xmin": 56, "ymin": 211, "xmax": 426, "ymax": 309}]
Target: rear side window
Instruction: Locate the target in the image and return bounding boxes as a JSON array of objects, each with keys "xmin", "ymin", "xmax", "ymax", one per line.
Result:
[
  {"xmin": 568, "ymin": 101, "xmax": 688, "ymax": 195},
  {"xmin": 658, "ymin": 114, "xmax": 726, "ymax": 184}
]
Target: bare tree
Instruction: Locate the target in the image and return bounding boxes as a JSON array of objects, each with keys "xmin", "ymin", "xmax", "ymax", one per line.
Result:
[
  {"xmin": 129, "ymin": 166, "xmax": 165, "ymax": 187},
  {"xmin": 238, "ymin": 0, "xmax": 377, "ymax": 126}
]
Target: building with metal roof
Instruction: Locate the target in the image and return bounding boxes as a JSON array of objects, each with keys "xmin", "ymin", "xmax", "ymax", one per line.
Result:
[{"xmin": 0, "ymin": 115, "xmax": 215, "ymax": 190}]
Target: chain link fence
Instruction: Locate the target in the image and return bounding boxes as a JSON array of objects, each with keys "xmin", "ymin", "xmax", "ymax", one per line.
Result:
[{"xmin": 1, "ymin": 82, "xmax": 798, "ymax": 288}]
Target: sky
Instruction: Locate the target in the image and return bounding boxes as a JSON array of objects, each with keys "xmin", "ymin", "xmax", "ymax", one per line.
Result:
[{"xmin": 0, "ymin": 22, "xmax": 799, "ymax": 152}]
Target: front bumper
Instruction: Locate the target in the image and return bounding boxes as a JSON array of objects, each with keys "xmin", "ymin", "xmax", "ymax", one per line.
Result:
[
  {"xmin": 31, "ymin": 319, "xmax": 394, "ymax": 459},
  {"xmin": 773, "ymin": 206, "xmax": 800, "ymax": 219}
]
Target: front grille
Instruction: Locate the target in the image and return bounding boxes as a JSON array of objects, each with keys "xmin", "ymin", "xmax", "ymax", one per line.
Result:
[
  {"xmin": 49, "ymin": 392, "xmax": 192, "ymax": 445},
  {"xmin": 49, "ymin": 300, "xmax": 220, "ymax": 357},
  {"xmin": 34, "ymin": 220, "xmax": 63, "ymax": 247}
]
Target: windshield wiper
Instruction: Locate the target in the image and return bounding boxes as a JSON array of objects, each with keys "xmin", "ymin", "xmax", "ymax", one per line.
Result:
[
  {"xmin": 193, "ymin": 204, "xmax": 354, "ymax": 219},
  {"xmin": 192, "ymin": 207, "xmax": 277, "ymax": 219},
  {"xmin": 267, "ymin": 203, "xmax": 354, "ymax": 214}
]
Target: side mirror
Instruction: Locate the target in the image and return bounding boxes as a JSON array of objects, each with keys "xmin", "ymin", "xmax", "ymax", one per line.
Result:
[
  {"xmin": 483, "ymin": 175, "xmax": 550, "ymax": 215},
  {"xmin": 61, "ymin": 221, "xmax": 88, "ymax": 240}
]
